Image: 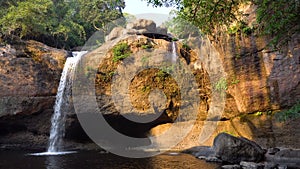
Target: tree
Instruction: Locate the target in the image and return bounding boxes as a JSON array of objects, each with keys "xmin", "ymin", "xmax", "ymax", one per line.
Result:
[
  {"xmin": 163, "ymin": 10, "xmax": 201, "ymax": 39},
  {"xmin": 0, "ymin": 0, "xmax": 126, "ymax": 49},
  {"xmin": 145, "ymin": 0, "xmax": 300, "ymax": 48},
  {"xmin": 255, "ymin": 0, "xmax": 300, "ymax": 47},
  {"xmin": 145, "ymin": 0, "xmax": 245, "ymax": 35},
  {"xmin": 78, "ymin": 0, "xmax": 125, "ymax": 31},
  {"xmin": 0, "ymin": 0, "xmax": 55, "ymax": 39}
]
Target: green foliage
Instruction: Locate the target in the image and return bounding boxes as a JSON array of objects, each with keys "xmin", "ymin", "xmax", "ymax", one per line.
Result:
[
  {"xmin": 144, "ymin": 0, "xmax": 181, "ymax": 7},
  {"xmin": 163, "ymin": 11, "xmax": 201, "ymax": 39},
  {"xmin": 77, "ymin": 0, "xmax": 126, "ymax": 33},
  {"xmin": 147, "ymin": 0, "xmax": 299, "ymax": 48},
  {"xmin": 0, "ymin": 0, "xmax": 55, "ymax": 38},
  {"xmin": 148, "ymin": 0, "xmax": 246, "ymax": 35},
  {"xmin": 141, "ymin": 44, "xmax": 153, "ymax": 49},
  {"xmin": 228, "ymin": 21, "xmax": 254, "ymax": 35},
  {"xmin": 135, "ymin": 40, "xmax": 154, "ymax": 50},
  {"xmin": 156, "ymin": 67, "xmax": 171, "ymax": 82},
  {"xmin": 276, "ymin": 102, "xmax": 300, "ymax": 122},
  {"xmin": 156, "ymin": 70, "xmax": 168, "ymax": 79},
  {"xmin": 112, "ymin": 42, "xmax": 131, "ymax": 62},
  {"xmin": 161, "ymin": 65, "xmax": 175, "ymax": 74},
  {"xmin": 230, "ymin": 76, "xmax": 240, "ymax": 85},
  {"xmin": 155, "ymin": 65, "xmax": 175, "ymax": 83},
  {"xmin": 254, "ymin": 111, "xmax": 263, "ymax": 116},
  {"xmin": 255, "ymin": 0, "xmax": 299, "ymax": 48},
  {"xmin": 141, "ymin": 85, "xmax": 151, "ymax": 93},
  {"xmin": 214, "ymin": 77, "xmax": 228, "ymax": 92},
  {"xmin": 0, "ymin": 0, "xmax": 126, "ymax": 49},
  {"xmin": 100, "ymin": 71, "xmax": 116, "ymax": 82},
  {"xmin": 182, "ymin": 42, "xmax": 190, "ymax": 50}
]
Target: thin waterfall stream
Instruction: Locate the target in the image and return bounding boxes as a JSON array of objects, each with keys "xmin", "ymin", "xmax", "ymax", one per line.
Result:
[
  {"xmin": 30, "ymin": 51, "xmax": 87, "ymax": 156},
  {"xmin": 171, "ymin": 41, "xmax": 177, "ymax": 63}
]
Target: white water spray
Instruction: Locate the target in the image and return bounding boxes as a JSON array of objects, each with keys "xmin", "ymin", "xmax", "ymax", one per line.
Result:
[{"xmin": 47, "ymin": 51, "xmax": 87, "ymax": 153}]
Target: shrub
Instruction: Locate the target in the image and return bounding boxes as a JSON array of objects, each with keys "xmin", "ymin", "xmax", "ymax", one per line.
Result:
[
  {"xmin": 214, "ymin": 77, "xmax": 228, "ymax": 92},
  {"xmin": 276, "ymin": 102, "xmax": 300, "ymax": 122},
  {"xmin": 112, "ymin": 42, "xmax": 131, "ymax": 62}
]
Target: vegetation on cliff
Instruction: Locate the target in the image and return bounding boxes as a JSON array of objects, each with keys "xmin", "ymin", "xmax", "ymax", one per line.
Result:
[{"xmin": 147, "ymin": 0, "xmax": 300, "ymax": 48}]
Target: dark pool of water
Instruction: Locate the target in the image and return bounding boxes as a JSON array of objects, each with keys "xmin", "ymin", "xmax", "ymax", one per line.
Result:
[{"xmin": 0, "ymin": 150, "xmax": 221, "ymax": 169}]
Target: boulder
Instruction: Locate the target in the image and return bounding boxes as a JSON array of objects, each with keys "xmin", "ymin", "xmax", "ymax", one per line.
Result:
[
  {"xmin": 156, "ymin": 26, "xmax": 168, "ymax": 35},
  {"xmin": 105, "ymin": 27, "xmax": 125, "ymax": 42},
  {"xmin": 126, "ymin": 19, "xmax": 157, "ymax": 33},
  {"xmin": 213, "ymin": 133, "xmax": 265, "ymax": 164}
]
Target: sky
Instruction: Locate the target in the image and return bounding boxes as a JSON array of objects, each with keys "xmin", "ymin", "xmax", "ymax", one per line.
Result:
[
  {"xmin": 124, "ymin": 0, "xmax": 173, "ymax": 15},
  {"xmin": 123, "ymin": 0, "xmax": 175, "ymax": 25}
]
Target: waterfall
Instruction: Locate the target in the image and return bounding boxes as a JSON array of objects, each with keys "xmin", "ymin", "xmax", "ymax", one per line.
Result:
[
  {"xmin": 171, "ymin": 41, "xmax": 177, "ymax": 63},
  {"xmin": 47, "ymin": 51, "xmax": 87, "ymax": 153}
]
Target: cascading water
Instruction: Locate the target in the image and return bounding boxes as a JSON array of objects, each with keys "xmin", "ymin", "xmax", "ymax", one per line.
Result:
[
  {"xmin": 30, "ymin": 51, "xmax": 87, "ymax": 156},
  {"xmin": 47, "ymin": 51, "xmax": 87, "ymax": 153},
  {"xmin": 171, "ymin": 41, "xmax": 177, "ymax": 63}
]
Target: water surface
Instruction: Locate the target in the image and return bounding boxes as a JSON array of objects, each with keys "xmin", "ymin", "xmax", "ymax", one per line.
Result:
[{"xmin": 0, "ymin": 150, "xmax": 221, "ymax": 169}]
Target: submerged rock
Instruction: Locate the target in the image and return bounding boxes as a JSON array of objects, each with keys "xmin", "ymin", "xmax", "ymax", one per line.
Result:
[{"xmin": 213, "ymin": 133, "xmax": 265, "ymax": 164}]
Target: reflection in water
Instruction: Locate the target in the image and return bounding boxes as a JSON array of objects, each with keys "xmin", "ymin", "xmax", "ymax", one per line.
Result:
[
  {"xmin": 0, "ymin": 150, "xmax": 221, "ymax": 169},
  {"xmin": 149, "ymin": 153, "xmax": 219, "ymax": 169},
  {"xmin": 46, "ymin": 155, "xmax": 63, "ymax": 169}
]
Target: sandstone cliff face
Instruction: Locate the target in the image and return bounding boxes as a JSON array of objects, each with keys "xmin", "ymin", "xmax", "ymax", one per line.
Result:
[
  {"xmin": 0, "ymin": 40, "xmax": 67, "ymax": 116},
  {"xmin": 190, "ymin": 4, "xmax": 300, "ymax": 148},
  {"xmin": 215, "ymin": 34, "xmax": 300, "ymax": 119},
  {"xmin": 0, "ymin": 16, "xmax": 299, "ymax": 150},
  {"xmin": 0, "ymin": 40, "xmax": 68, "ymax": 148},
  {"xmin": 79, "ymin": 19, "xmax": 300, "ymax": 150},
  {"xmin": 216, "ymin": 33, "xmax": 300, "ymax": 148}
]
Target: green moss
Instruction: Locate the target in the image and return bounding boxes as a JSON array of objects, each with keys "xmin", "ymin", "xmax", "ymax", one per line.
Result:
[
  {"xmin": 141, "ymin": 85, "xmax": 151, "ymax": 93},
  {"xmin": 156, "ymin": 70, "xmax": 168, "ymax": 82},
  {"xmin": 141, "ymin": 44, "xmax": 153, "ymax": 49},
  {"xmin": 254, "ymin": 111, "xmax": 263, "ymax": 116},
  {"xmin": 112, "ymin": 42, "xmax": 131, "ymax": 62},
  {"xmin": 230, "ymin": 76, "xmax": 240, "ymax": 85}
]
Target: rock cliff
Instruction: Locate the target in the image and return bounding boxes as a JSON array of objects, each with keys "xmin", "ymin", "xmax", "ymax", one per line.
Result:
[
  {"xmin": 0, "ymin": 40, "xmax": 68, "ymax": 149},
  {"xmin": 0, "ymin": 16, "xmax": 299, "ymax": 150}
]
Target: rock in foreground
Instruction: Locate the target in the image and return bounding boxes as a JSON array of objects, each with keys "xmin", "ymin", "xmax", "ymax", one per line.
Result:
[{"xmin": 213, "ymin": 133, "xmax": 265, "ymax": 164}]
